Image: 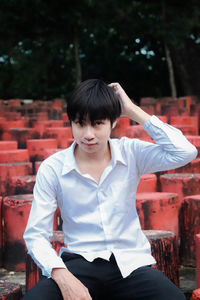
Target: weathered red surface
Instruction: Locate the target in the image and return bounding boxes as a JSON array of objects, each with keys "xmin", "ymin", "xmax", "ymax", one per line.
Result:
[
  {"xmin": 0, "ymin": 280, "xmax": 22, "ymax": 299},
  {"xmin": 0, "ymin": 150, "xmax": 29, "ymax": 163},
  {"xmin": 26, "ymin": 138, "xmax": 58, "ymax": 161},
  {"xmin": 3, "ymin": 195, "xmax": 33, "ymax": 271},
  {"xmin": 43, "ymin": 127, "xmax": 73, "ymax": 148},
  {"xmin": 190, "ymin": 289, "xmax": 200, "ymax": 300},
  {"xmin": 0, "ymin": 197, "xmax": 2, "ymax": 267},
  {"xmin": 160, "ymin": 173, "xmax": 200, "ymax": 205},
  {"xmin": 162, "ymin": 158, "xmax": 200, "ymax": 174},
  {"xmin": 137, "ymin": 193, "xmax": 179, "ymax": 237},
  {"xmin": 3, "ymin": 128, "xmax": 39, "ymax": 148},
  {"xmin": 34, "ymin": 161, "xmax": 42, "ymax": 174},
  {"xmin": 0, "ymin": 162, "xmax": 33, "ymax": 196},
  {"xmin": 0, "ymin": 141, "xmax": 17, "ymax": 150},
  {"xmin": 137, "ymin": 174, "xmax": 157, "ymax": 193},
  {"xmin": 179, "ymin": 195, "xmax": 200, "ymax": 267},
  {"xmin": 186, "ymin": 136, "xmax": 200, "ymax": 157},
  {"xmin": 9, "ymin": 175, "xmax": 36, "ymax": 195},
  {"xmin": 26, "ymin": 230, "xmax": 65, "ymax": 291},
  {"xmin": 125, "ymin": 125, "xmax": 153, "ymax": 142},
  {"xmin": 144, "ymin": 230, "xmax": 179, "ymax": 286},
  {"xmin": 173, "ymin": 124, "xmax": 198, "ymax": 136},
  {"xmin": 111, "ymin": 117, "xmax": 130, "ymax": 138},
  {"xmin": 196, "ymin": 234, "xmax": 200, "ymax": 288}
]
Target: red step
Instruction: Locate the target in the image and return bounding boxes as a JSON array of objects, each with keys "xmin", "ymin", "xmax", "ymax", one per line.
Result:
[
  {"xmin": 196, "ymin": 234, "xmax": 200, "ymax": 288},
  {"xmin": 0, "ymin": 141, "xmax": 17, "ymax": 150},
  {"xmin": 0, "ymin": 149, "xmax": 29, "ymax": 163},
  {"xmin": 179, "ymin": 195, "xmax": 200, "ymax": 266},
  {"xmin": 137, "ymin": 192, "xmax": 179, "ymax": 237},
  {"xmin": 137, "ymin": 174, "xmax": 157, "ymax": 193}
]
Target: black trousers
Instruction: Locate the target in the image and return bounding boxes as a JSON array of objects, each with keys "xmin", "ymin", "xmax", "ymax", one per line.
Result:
[{"xmin": 22, "ymin": 253, "xmax": 186, "ymax": 300}]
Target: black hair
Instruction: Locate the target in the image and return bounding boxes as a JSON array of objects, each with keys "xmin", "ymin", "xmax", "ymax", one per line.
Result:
[{"xmin": 67, "ymin": 79, "xmax": 122, "ymax": 125}]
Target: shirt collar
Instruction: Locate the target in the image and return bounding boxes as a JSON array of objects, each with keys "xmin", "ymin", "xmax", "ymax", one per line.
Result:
[
  {"xmin": 61, "ymin": 141, "xmax": 77, "ymax": 175},
  {"xmin": 61, "ymin": 139, "xmax": 127, "ymax": 176},
  {"xmin": 109, "ymin": 139, "xmax": 127, "ymax": 166}
]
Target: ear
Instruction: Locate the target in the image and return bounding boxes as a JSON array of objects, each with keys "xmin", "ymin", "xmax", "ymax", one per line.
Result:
[{"xmin": 112, "ymin": 120, "xmax": 117, "ymax": 129}]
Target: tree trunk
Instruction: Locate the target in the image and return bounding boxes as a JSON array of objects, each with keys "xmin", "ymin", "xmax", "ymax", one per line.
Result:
[
  {"xmin": 74, "ymin": 29, "xmax": 82, "ymax": 86},
  {"xmin": 162, "ymin": 0, "xmax": 177, "ymax": 98},
  {"xmin": 164, "ymin": 43, "xmax": 177, "ymax": 98}
]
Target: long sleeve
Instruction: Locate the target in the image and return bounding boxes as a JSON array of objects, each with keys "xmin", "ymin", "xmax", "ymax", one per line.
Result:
[
  {"xmin": 23, "ymin": 162, "xmax": 67, "ymax": 278},
  {"xmin": 134, "ymin": 115, "xmax": 198, "ymax": 175}
]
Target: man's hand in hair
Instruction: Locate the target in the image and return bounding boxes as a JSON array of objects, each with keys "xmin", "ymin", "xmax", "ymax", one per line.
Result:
[
  {"xmin": 52, "ymin": 268, "xmax": 92, "ymax": 300},
  {"xmin": 109, "ymin": 82, "xmax": 150, "ymax": 125}
]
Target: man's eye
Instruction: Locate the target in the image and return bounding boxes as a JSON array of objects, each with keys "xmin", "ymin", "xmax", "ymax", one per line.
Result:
[{"xmin": 94, "ymin": 121, "xmax": 103, "ymax": 125}]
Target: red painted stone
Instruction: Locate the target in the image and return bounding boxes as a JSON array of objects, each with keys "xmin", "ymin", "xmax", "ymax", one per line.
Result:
[
  {"xmin": 43, "ymin": 127, "xmax": 73, "ymax": 148},
  {"xmin": 186, "ymin": 136, "xmax": 200, "ymax": 157},
  {"xmin": 160, "ymin": 173, "xmax": 200, "ymax": 205},
  {"xmin": 3, "ymin": 194, "xmax": 33, "ymax": 271},
  {"xmin": 61, "ymin": 113, "xmax": 69, "ymax": 121},
  {"xmin": 156, "ymin": 115, "xmax": 167, "ymax": 123},
  {"xmin": 111, "ymin": 117, "xmax": 130, "ymax": 138},
  {"xmin": 137, "ymin": 174, "xmax": 157, "ymax": 193},
  {"xmin": 137, "ymin": 193, "xmax": 179, "ymax": 237},
  {"xmin": 9, "ymin": 175, "xmax": 36, "ymax": 195},
  {"xmin": 26, "ymin": 139, "xmax": 58, "ymax": 162},
  {"xmin": 3, "ymin": 195, "xmax": 60, "ymax": 271},
  {"xmin": 0, "ymin": 141, "xmax": 17, "ymax": 150},
  {"xmin": 0, "ymin": 149, "xmax": 29, "ymax": 163},
  {"xmin": 0, "ymin": 120, "xmax": 25, "ymax": 130},
  {"xmin": 0, "ymin": 162, "xmax": 33, "ymax": 196},
  {"xmin": 0, "ymin": 197, "xmax": 2, "ymax": 266},
  {"xmin": 0, "ymin": 281, "xmax": 22, "ymax": 299},
  {"xmin": 125, "ymin": 125, "xmax": 153, "ymax": 142},
  {"xmin": 179, "ymin": 195, "xmax": 200, "ymax": 266},
  {"xmin": 25, "ymin": 230, "xmax": 65, "ymax": 291},
  {"xmin": 162, "ymin": 158, "xmax": 200, "ymax": 174},
  {"xmin": 170, "ymin": 115, "xmax": 198, "ymax": 129},
  {"xmin": 173, "ymin": 124, "xmax": 198, "ymax": 136},
  {"xmin": 2, "ymin": 128, "xmax": 38, "ymax": 149},
  {"xmin": 190, "ymin": 289, "xmax": 200, "ymax": 300},
  {"xmin": 144, "ymin": 230, "xmax": 179, "ymax": 286},
  {"xmin": 196, "ymin": 234, "xmax": 200, "ymax": 288},
  {"xmin": 35, "ymin": 161, "xmax": 42, "ymax": 174}
]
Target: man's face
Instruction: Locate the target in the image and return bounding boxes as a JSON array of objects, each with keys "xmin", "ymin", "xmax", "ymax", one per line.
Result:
[{"xmin": 71, "ymin": 118, "xmax": 116, "ymax": 154}]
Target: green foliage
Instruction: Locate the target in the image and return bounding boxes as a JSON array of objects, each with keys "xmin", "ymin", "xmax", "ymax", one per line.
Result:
[{"xmin": 0, "ymin": 0, "xmax": 199, "ymax": 99}]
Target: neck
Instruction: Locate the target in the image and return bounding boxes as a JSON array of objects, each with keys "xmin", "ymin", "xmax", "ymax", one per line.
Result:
[{"xmin": 75, "ymin": 142, "xmax": 111, "ymax": 163}]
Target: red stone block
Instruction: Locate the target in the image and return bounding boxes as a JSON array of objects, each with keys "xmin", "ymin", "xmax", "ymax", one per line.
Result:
[
  {"xmin": 0, "ymin": 197, "xmax": 2, "ymax": 266},
  {"xmin": 0, "ymin": 162, "xmax": 33, "ymax": 196},
  {"xmin": 61, "ymin": 113, "xmax": 69, "ymax": 121},
  {"xmin": 144, "ymin": 230, "xmax": 179, "ymax": 286},
  {"xmin": 9, "ymin": 175, "xmax": 36, "ymax": 195},
  {"xmin": 0, "ymin": 141, "xmax": 17, "ymax": 150},
  {"xmin": 0, "ymin": 119, "xmax": 25, "ymax": 130},
  {"xmin": 179, "ymin": 195, "xmax": 200, "ymax": 266},
  {"xmin": 137, "ymin": 174, "xmax": 157, "ymax": 193},
  {"xmin": 35, "ymin": 161, "xmax": 42, "ymax": 174},
  {"xmin": 0, "ymin": 149, "xmax": 29, "ymax": 163},
  {"xmin": 186, "ymin": 136, "xmax": 200, "ymax": 157},
  {"xmin": 0, "ymin": 281, "xmax": 22, "ymax": 299},
  {"xmin": 125, "ymin": 125, "xmax": 153, "ymax": 142},
  {"xmin": 2, "ymin": 128, "xmax": 38, "ymax": 149},
  {"xmin": 196, "ymin": 234, "xmax": 200, "ymax": 288},
  {"xmin": 25, "ymin": 230, "xmax": 65, "ymax": 291},
  {"xmin": 160, "ymin": 173, "xmax": 200, "ymax": 205},
  {"xmin": 3, "ymin": 195, "xmax": 60, "ymax": 272},
  {"xmin": 170, "ymin": 116, "xmax": 199, "ymax": 135},
  {"xmin": 173, "ymin": 124, "xmax": 198, "ymax": 136},
  {"xmin": 3, "ymin": 194, "xmax": 33, "ymax": 271},
  {"xmin": 7, "ymin": 99, "xmax": 22, "ymax": 107},
  {"xmin": 44, "ymin": 127, "xmax": 73, "ymax": 148},
  {"xmin": 140, "ymin": 105, "xmax": 156, "ymax": 115},
  {"xmin": 156, "ymin": 115, "xmax": 167, "ymax": 123},
  {"xmin": 35, "ymin": 112, "xmax": 48, "ymax": 121},
  {"xmin": 162, "ymin": 158, "xmax": 200, "ymax": 174},
  {"xmin": 137, "ymin": 193, "xmax": 179, "ymax": 237},
  {"xmin": 111, "ymin": 117, "xmax": 130, "ymax": 138},
  {"xmin": 26, "ymin": 139, "xmax": 58, "ymax": 162},
  {"xmin": 190, "ymin": 289, "xmax": 200, "ymax": 300}
]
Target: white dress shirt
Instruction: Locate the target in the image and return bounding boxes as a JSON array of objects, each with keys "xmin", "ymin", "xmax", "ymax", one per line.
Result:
[{"xmin": 24, "ymin": 115, "xmax": 197, "ymax": 278}]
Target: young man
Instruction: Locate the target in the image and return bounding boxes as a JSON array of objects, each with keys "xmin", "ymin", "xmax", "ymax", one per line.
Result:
[{"xmin": 23, "ymin": 79, "xmax": 197, "ymax": 300}]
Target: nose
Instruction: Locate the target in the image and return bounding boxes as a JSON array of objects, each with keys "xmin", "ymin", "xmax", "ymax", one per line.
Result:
[{"xmin": 83, "ymin": 125, "xmax": 95, "ymax": 141}]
